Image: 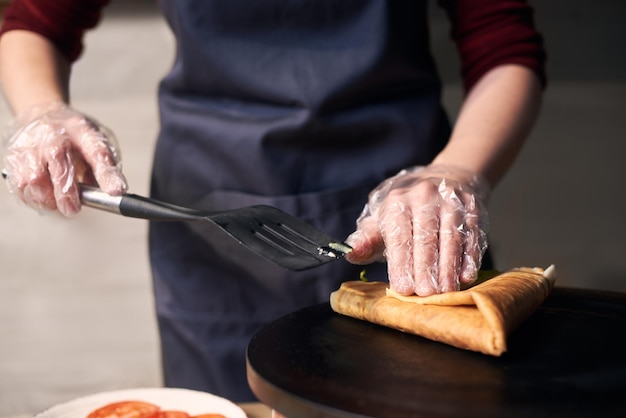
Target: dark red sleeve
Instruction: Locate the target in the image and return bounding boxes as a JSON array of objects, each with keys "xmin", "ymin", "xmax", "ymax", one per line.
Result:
[
  {"xmin": 438, "ymin": 0, "xmax": 547, "ymax": 92},
  {"xmin": 0, "ymin": 0, "xmax": 111, "ymax": 62}
]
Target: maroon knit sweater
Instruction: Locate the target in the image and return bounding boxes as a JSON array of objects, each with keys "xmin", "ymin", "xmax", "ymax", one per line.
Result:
[{"xmin": 0, "ymin": 0, "xmax": 546, "ymax": 91}]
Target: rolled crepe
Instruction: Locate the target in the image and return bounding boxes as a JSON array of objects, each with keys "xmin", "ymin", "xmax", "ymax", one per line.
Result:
[{"xmin": 329, "ymin": 266, "xmax": 556, "ymax": 356}]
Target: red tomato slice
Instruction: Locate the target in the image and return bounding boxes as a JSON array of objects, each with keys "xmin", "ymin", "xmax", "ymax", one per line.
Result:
[
  {"xmin": 86, "ymin": 401, "xmax": 161, "ymax": 418},
  {"xmin": 159, "ymin": 411, "xmax": 191, "ymax": 418}
]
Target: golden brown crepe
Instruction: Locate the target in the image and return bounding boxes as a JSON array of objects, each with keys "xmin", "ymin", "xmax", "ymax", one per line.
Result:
[{"xmin": 329, "ymin": 266, "xmax": 556, "ymax": 356}]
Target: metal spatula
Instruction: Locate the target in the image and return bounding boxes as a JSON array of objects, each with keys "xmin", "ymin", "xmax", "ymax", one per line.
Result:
[{"xmin": 80, "ymin": 185, "xmax": 352, "ymax": 271}]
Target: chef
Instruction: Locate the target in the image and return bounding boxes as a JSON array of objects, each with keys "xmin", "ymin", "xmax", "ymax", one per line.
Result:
[{"xmin": 0, "ymin": 0, "xmax": 545, "ymax": 401}]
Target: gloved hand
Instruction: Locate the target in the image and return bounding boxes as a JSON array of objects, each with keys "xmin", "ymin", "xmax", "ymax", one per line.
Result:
[
  {"xmin": 2, "ymin": 102, "xmax": 127, "ymax": 216},
  {"xmin": 345, "ymin": 165, "xmax": 489, "ymax": 296}
]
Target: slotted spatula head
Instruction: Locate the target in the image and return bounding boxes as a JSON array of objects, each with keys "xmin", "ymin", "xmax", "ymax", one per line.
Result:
[{"xmin": 206, "ymin": 205, "xmax": 352, "ymax": 271}]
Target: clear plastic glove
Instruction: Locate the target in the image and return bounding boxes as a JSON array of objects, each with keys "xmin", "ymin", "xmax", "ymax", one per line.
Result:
[
  {"xmin": 346, "ymin": 165, "xmax": 489, "ymax": 296},
  {"xmin": 2, "ymin": 102, "xmax": 127, "ymax": 216}
]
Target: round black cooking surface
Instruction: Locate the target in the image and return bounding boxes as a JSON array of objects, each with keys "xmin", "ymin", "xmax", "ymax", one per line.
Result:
[{"xmin": 247, "ymin": 287, "xmax": 626, "ymax": 417}]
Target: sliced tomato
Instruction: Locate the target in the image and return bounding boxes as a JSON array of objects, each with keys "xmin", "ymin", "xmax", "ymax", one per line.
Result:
[
  {"xmin": 158, "ymin": 411, "xmax": 191, "ymax": 418},
  {"xmin": 86, "ymin": 400, "xmax": 161, "ymax": 418}
]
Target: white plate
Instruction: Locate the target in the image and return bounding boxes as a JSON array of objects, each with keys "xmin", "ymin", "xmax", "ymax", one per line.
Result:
[{"xmin": 34, "ymin": 387, "xmax": 247, "ymax": 418}]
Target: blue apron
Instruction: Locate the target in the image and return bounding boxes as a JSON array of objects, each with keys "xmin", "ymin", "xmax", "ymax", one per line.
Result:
[{"xmin": 149, "ymin": 0, "xmax": 450, "ymax": 401}]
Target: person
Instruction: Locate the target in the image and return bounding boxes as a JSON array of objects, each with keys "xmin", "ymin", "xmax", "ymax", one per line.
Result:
[{"xmin": 0, "ymin": 0, "xmax": 546, "ymax": 402}]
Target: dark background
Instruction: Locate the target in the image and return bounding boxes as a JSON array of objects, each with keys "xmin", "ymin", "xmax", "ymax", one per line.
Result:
[{"xmin": 431, "ymin": 0, "xmax": 626, "ymax": 292}]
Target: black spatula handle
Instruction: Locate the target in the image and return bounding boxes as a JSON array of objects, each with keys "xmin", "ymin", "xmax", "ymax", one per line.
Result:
[
  {"xmin": 80, "ymin": 185, "xmax": 202, "ymax": 221},
  {"xmin": 2, "ymin": 171, "xmax": 204, "ymax": 221}
]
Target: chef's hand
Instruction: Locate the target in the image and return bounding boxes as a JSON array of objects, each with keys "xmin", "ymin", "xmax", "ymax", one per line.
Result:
[
  {"xmin": 2, "ymin": 101, "xmax": 127, "ymax": 216},
  {"xmin": 346, "ymin": 165, "xmax": 489, "ymax": 296}
]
